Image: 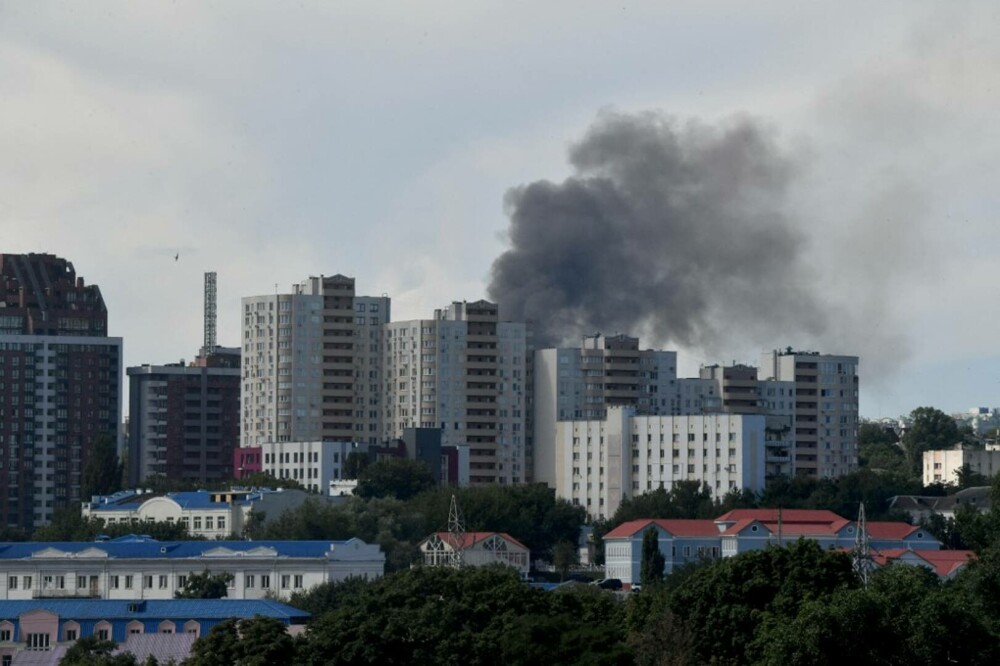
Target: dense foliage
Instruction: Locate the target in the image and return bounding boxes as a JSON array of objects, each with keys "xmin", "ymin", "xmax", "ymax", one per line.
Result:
[
  {"xmin": 81, "ymin": 435, "xmax": 124, "ymax": 500},
  {"xmin": 251, "ymin": 483, "xmax": 585, "ymax": 571},
  {"xmin": 34, "ymin": 508, "xmax": 200, "ymax": 542},
  {"xmin": 174, "ymin": 570, "xmax": 234, "ymax": 599}
]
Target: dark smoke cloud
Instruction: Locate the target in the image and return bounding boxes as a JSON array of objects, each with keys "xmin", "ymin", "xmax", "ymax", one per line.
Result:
[{"xmin": 489, "ymin": 110, "xmax": 831, "ymax": 353}]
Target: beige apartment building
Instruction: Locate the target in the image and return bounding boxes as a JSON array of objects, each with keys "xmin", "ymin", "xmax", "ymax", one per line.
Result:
[
  {"xmin": 241, "ymin": 275, "xmax": 389, "ymax": 446},
  {"xmin": 381, "ymin": 300, "xmax": 529, "ymax": 485},
  {"xmin": 758, "ymin": 349, "xmax": 859, "ymax": 479}
]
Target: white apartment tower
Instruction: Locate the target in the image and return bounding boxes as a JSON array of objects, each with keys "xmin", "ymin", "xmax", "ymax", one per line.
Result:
[
  {"xmin": 534, "ymin": 334, "xmax": 677, "ymax": 488},
  {"xmin": 241, "ymin": 275, "xmax": 389, "ymax": 447},
  {"xmin": 381, "ymin": 300, "xmax": 529, "ymax": 485},
  {"xmin": 758, "ymin": 349, "xmax": 859, "ymax": 478}
]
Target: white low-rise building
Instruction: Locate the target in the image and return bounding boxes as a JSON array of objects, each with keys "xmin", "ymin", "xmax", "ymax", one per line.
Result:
[
  {"xmin": 0, "ymin": 535, "xmax": 384, "ymax": 601},
  {"xmin": 923, "ymin": 445, "xmax": 1000, "ymax": 486},
  {"xmin": 552, "ymin": 407, "xmax": 766, "ymax": 519},
  {"xmin": 418, "ymin": 532, "xmax": 530, "ymax": 577},
  {"xmin": 82, "ymin": 488, "xmax": 327, "ymax": 539},
  {"xmin": 261, "ymin": 441, "xmax": 366, "ymax": 494}
]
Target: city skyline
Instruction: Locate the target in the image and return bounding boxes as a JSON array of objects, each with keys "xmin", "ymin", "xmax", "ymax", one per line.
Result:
[{"xmin": 2, "ymin": 2, "xmax": 998, "ymax": 419}]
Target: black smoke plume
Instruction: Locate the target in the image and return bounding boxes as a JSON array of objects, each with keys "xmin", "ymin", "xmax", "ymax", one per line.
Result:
[{"xmin": 488, "ymin": 110, "xmax": 831, "ymax": 353}]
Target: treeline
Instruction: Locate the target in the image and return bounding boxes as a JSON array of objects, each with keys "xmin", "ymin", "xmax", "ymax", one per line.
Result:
[
  {"xmin": 250, "ymin": 482, "xmax": 585, "ymax": 571},
  {"xmin": 88, "ymin": 535, "xmax": 1000, "ymax": 666}
]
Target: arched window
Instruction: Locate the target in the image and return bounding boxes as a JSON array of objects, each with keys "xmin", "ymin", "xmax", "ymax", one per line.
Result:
[{"xmin": 183, "ymin": 620, "xmax": 200, "ymax": 637}]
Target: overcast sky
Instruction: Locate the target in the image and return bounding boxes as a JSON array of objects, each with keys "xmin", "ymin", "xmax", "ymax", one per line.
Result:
[{"xmin": 1, "ymin": 1, "xmax": 997, "ymax": 419}]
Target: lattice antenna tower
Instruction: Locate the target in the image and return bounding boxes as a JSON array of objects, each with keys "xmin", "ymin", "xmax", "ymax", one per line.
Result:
[
  {"xmin": 204, "ymin": 271, "xmax": 217, "ymax": 355},
  {"xmin": 852, "ymin": 502, "xmax": 875, "ymax": 586},
  {"xmin": 447, "ymin": 494, "xmax": 467, "ymax": 568}
]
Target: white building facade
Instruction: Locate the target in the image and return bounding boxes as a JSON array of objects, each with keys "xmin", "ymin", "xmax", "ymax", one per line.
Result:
[
  {"xmin": 0, "ymin": 537, "xmax": 385, "ymax": 601},
  {"xmin": 923, "ymin": 446, "xmax": 1000, "ymax": 486},
  {"xmin": 260, "ymin": 440, "xmax": 365, "ymax": 494},
  {"xmin": 552, "ymin": 407, "xmax": 766, "ymax": 519}
]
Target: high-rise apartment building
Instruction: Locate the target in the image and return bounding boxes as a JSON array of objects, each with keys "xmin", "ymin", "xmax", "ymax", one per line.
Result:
[
  {"xmin": 240, "ymin": 275, "xmax": 389, "ymax": 447},
  {"xmin": 534, "ymin": 334, "xmax": 677, "ymax": 488},
  {"xmin": 0, "ymin": 253, "xmax": 122, "ymax": 528},
  {"xmin": 126, "ymin": 348, "xmax": 240, "ymax": 486},
  {"xmin": 758, "ymin": 349, "xmax": 859, "ymax": 478},
  {"xmin": 381, "ymin": 300, "xmax": 529, "ymax": 485}
]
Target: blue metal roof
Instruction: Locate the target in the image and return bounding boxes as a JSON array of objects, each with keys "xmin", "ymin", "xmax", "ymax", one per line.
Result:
[
  {"xmin": 0, "ymin": 539, "xmax": 364, "ymax": 560},
  {"xmin": 0, "ymin": 599, "xmax": 309, "ymax": 621},
  {"xmin": 87, "ymin": 488, "xmax": 283, "ymax": 512},
  {"xmin": 88, "ymin": 490, "xmax": 230, "ymax": 512}
]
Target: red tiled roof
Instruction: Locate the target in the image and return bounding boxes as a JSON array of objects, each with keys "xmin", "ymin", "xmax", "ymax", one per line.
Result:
[
  {"xmin": 603, "ymin": 519, "xmax": 720, "ymax": 540},
  {"xmin": 715, "ymin": 509, "xmax": 845, "ymax": 523},
  {"xmin": 866, "ymin": 522, "xmax": 921, "ymax": 540},
  {"xmin": 430, "ymin": 532, "xmax": 529, "ymax": 551},
  {"xmin": 873, "ymin": 548, "xmax": 975, "ymax": 577}
]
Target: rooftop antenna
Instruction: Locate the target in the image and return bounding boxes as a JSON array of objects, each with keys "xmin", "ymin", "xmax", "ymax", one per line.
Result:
[
  {"xmin": 853, "ymin": 503, "xmax": 875, "ymax": 586},
  {"xmin": 203, "ymin": 271, "xmax": 217, "ymax": 355},
  {"xmin": 447, "ymin": 494, "xmax": 466, "ymax": 568}
]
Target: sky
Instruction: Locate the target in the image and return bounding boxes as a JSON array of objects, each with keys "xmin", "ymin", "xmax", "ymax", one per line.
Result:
[{"xmin": 1, "ymin": 1, "xmax": 998, "ymax": 419}]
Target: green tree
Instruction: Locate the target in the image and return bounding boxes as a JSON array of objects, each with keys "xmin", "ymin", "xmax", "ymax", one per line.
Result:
[
  {"xmin": 355, "ymin": 458, "xmax": 435, "ymax": 500},
  {"xmin": 668, "ymin": 540, "xmax": 857, "ymax": 664},
  {"xmin": 174, "ymin": 570, "xmax": 233, "ymax": 599},
  {"xmin": 954, "ymin": 463, "xmax": 990, "ymax": 489},
  {"xmin": 902, "ymin": 407, "xmax": 961, "ymax": 476},
  {"xmin": 60, "ymin": 635, "xmax": 138, "ymax": 666},
  {"xmin": 552, "ymin": 540, "xmax": 579, "ymax": 581},
  {"xmin": 287, "ymin": 577, "xmax": 371, "ymax": 617},
  {"xmin": 231, "ymin": 616, "xmax": 297, "ymax": 666},
  {"xmin": 343, "ymin": 451, "xmax": 369, "ymax": 479},
  {"xmin": 639, "ymin": 527, "xmax": 665, "ymax": 588},
  {"xmin": 184, "ymin": 618, "xmax": 241, "ymax": 666},
  {"xmin": 81, "ymin": 434, "xmax": 123, "ymax": 499},
  {"xmin": 33, "ymin": 508, "xmax": 199, "ymax": 542},
  {"xmin": 298, "ymin": 566, "xmax": 631, "ymax": 665}
]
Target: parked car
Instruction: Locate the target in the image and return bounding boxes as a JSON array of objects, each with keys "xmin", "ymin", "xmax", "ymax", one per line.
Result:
[
  {"xmin": 630, "ymin": 583, "xmax": 642, "ymax": 593},
  {"xmin": 591, "ymin": 578, "xmax": 623, "ymax": 590}
]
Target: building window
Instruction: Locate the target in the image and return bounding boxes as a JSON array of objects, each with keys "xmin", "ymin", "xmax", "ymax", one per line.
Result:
[
  {"xmin": 23, "ymin": 576, "xmax": 31, "ymax": 590},
  {"xmin": 193, "ymin": 517, "xmax": 203, "ymax": 530},
  {"xmin": 294, "ymin": 575, "xmax": 303, "ymax": 589},
  {"xmin": 159, "ymin": 575, "xmax": 168, "ymax": 589},
  {"xmin": 281, "ymin": 575, "xmax": 290, "ymax": 589},
  {"xmin": 7, "ymin": 577, "xmax": 16, "ymax": 590},
  {"xmin": 65, "ymin": 629, "xmax": 78, "ymax": 641},
  {"xmin": 143, "ymin": 575, "xmax": 153, "ymax": 589},
  {"xmin": 245, "ymin": 575, "xmax": 255, "ymax": 589},
  {"xmin": 110, "ymin": 576, "xmax": 120, "ymax": 589},
  {"xmin": 218, "ymin": 517, "xmax": 226, "ymax": 532},
  {"xmin": 125, "ymin": 575, "xmax": 134, "ymax": 589},
  {"xmin": 178, "ymin": 575, "xmax": 188, "ymax": 589},
  {"xmin": 26, "ymin": 633, "xmax": 50, "ymax": 651},
  {"xmin": 205, "ymin": 517, "xmax": 214, "ymax": 530},
  {"xmin": 261, "ymin": 574, "xmax": 271, "ymax": 589},
  {"xmin": 97, "ymin": 628, "xmax": 110, "ymax": 641},
  {"xmin": 0, "ymin": 629, "xmax": 11, "ymax": 641}
]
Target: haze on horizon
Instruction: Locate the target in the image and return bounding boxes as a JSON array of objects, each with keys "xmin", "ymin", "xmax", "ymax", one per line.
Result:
[{"xmin": 1, "ymin": 1, "xmax": 998, "ymax": 420}]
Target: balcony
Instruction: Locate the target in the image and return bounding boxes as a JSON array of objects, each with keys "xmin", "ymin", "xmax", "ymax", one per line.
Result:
[{"xmin": 33, "ymin": 589, "xmax": 100, "ymax": 599}]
